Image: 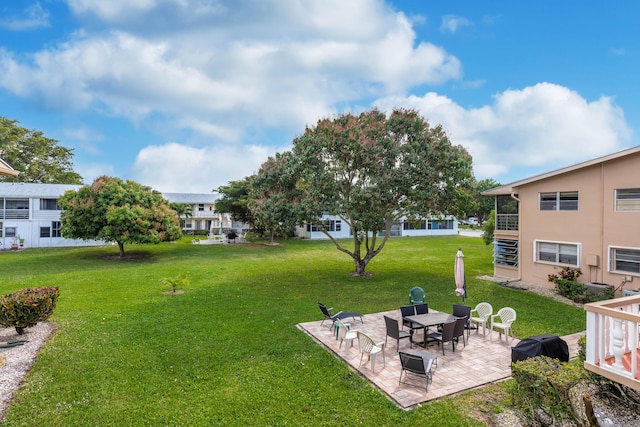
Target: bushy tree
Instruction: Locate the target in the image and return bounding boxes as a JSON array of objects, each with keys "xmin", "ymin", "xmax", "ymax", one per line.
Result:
[
  {"xmin": 290, "ymin": 108, "xmax": 473, "ymax": 275},
  {"xmin": 215, "ymin": 177, "xmax": 255, "ymax": 226},
  {"xmin": 59, "ymin": 176, "xmax": 182, "ymax": 257},
  {"xmin": 249, "ymin": 153, "xmax": 300, "ymax": 244},
  {"xmin": 0, "ymin": 117, "xmax": 82, "ymax": 184}
]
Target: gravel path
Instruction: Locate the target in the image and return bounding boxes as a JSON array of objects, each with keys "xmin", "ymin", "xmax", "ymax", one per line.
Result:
[{"xmin": 0, "ymin": 322, "xmax": 56, "ymax": 420}]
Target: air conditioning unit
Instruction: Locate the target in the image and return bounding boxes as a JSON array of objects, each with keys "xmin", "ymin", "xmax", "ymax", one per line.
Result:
[
  {"xmin": 585, "ymin": 282, "xmax": 613, "ymax": 296},
  {"xmin": 623, "ymin": 289, "xmax": 640, "ymax": 297}
]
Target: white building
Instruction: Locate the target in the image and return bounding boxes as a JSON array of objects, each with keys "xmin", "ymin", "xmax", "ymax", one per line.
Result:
[
  {"xmin": 0, "ymin": 183, "xmax": 245, "ymax": 249},
  {"xmin": 295, "ymin": 214, "xmax": 459, "ymax": 239},
  {"xmin": 0, "ymin": 182, "xmax": 103, "ymax": 249}
]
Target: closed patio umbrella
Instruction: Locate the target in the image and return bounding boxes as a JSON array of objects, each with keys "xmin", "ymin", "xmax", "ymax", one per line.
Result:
[{"xmin": 455, "ymin": 248, "xmax": 466, "ymax": 303}]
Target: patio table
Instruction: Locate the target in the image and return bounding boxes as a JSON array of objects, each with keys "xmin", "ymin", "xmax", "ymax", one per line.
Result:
[{"xmin": 405, "ymin": 312, "xmax": 457, "ymax": 348}]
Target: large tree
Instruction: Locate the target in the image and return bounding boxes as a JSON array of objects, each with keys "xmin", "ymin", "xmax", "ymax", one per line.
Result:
[
  {"xmin": 215, "ymin": 177, "xmax": 255, "ymax": 226},
  {"xmin": 290, "ymin": 108, "xmax": 473, "ymax": 275},
  {"xmin": 59, "ymin": 176, "xmax": 182, "ymax": 257},
  {"xmin": 0, "ymin": 117, "xmax": 83, "ymax": 184}
]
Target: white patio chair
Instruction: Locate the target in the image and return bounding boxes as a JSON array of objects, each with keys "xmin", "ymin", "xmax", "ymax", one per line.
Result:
[
  {"xmin": 490, "ymin": 307, "xmax": 516, "ymax": 342},
  {"xmin": 470, "ymin": 302, "xmax": 493, "ymax": 335},
  {"xmin": 335, "ymin": 318, "xmax": 357, "ymax": 350},
  {"xmin": 357, "ymin": 331, "xmax": 385, "ymax": 370}
]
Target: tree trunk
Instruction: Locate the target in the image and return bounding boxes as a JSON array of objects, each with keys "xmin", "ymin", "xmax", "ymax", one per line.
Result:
[
  {"xmin": 118, "ymin": 242, "xmax": 125, "ymax": 257},
  {"xmin": 352, "ymin": 257, "xmax": 370, "ymax": 276},
  {"xmin": 269, "ymin": 229, "xmax": 275, "ymax": 245}
]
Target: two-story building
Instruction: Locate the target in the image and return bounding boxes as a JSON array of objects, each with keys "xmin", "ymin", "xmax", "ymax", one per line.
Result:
[
  {"xmin": 0, "ymin": 183, "xmax": 245, "ymax": 249},
  {"xmin": 484, "ymin": 146, "xmax": 640, "ymax": 295},
  {"xmin": 484, "ymin": 146, "xmax": 640, "ymax": 391}
]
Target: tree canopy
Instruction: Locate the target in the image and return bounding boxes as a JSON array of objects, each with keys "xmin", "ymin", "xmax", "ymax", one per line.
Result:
[
  {"xmin": 0, "ymin": 117, "xmax": 83, "ymax": 184},
  {"xmin": 249, "ymin": 152, "xmax": 300, "ymax": 244},
  {"xmin": 281, "ymin": 108, "xmax": 473, "ymax": 275},
  {"xmin": 59, "ymin": 176, "xmax": 182, "ymax": 257},
  {"xmin": 215, "ymin": 177, "xmax": 255, "ymax": 227}
]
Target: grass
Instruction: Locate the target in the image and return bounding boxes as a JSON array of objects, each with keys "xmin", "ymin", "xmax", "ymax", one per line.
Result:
[{"xmin": 0, "ymin": 236, "xmax": 585, "ymax": 426}]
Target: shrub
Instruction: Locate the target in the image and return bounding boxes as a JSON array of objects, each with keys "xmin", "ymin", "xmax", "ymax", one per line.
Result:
[
  {"xmin": 510, "ymin": 356, "xmax": 587, "ymax": 423},
  {"xmin": 0, "ymin": 287, "xmax": 60, "ymax": 334}
]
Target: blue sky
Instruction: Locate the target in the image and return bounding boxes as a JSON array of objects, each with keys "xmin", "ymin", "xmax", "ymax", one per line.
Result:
[{"xmin": 0, "ymin": 1, "xmax": 637, "ymax": 192}]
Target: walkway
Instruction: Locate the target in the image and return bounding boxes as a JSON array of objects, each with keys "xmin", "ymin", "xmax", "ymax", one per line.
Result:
[{"xmin": 298, "ymin": 310, "xmax": 584, "ymax": 409}]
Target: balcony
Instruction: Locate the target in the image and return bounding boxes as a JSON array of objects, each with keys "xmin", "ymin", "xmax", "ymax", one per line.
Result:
[
  {"xmin": 1, "ymin": 208, "xmax": 29, "ymax": 219},
  {"xmin": 495, "ymin": 214, "xmax": 518, "ymax": 231},
  {"xmin": 584, "ymin": 295, "xmax": 640, "ymax": 391}
]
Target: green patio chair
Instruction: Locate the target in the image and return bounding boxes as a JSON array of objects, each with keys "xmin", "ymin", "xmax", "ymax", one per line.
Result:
[{"xmin": 409, "ymin": 286, "xmax": 426, "ymax": 305}]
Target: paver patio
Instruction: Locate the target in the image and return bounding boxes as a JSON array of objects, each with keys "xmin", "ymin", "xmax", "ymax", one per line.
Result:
[{"xmin": 298, "ymin": 309, "xmax": 584, "ymax": 409}]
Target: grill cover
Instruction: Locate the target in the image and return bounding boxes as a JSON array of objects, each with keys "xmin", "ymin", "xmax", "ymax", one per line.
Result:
[{"xmin": 511, "ymin": 334, "xmax": 569, "ymax": 363}]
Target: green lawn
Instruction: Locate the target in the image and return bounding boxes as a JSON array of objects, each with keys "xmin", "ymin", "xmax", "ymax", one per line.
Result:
[{"xmin": 0, "ymin": 236, "xmax": 585, "ymax": 426}]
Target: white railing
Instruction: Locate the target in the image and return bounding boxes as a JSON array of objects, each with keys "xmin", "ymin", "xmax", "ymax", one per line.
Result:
[{"xmin": 584, "ymin": 295, "xmax": 640, "ymax": 391}]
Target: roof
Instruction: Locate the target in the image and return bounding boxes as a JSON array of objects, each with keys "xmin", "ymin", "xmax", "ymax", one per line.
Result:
[
  {"xmin": 161, "ymin": 193, "xmax": 220, "ymax": 204},
  {"xmin": 0, "ymin": 183, "xmax": 220, "ymax": 203},
  {"xmin": 483, "ymin": 145, "xmax": 640, "ymax": 196},
  {"xmin": 0, "ymin": 158, "xmax": 19, "ymax": 177},
  {"xmin": 0, "ymin": 182, "xmax": 81, "ymax": 197}
]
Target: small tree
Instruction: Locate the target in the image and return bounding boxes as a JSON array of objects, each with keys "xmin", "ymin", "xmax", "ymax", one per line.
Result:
[
  {"xmin": 170, "ymin": 203, "xmax": 192, "ymax": 228},
  {"xmin": 482, "ymin": 210, "xmax": 495, "ymax": 245},
  {"xmin": 59, "ymin": 176, "xmax": 182, "ymax": 257}
]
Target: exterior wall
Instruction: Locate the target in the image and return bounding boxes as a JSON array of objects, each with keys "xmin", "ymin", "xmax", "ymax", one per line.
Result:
[
  {"xmin": 510, "ymin": 152, "xmax": 640, "ymax": 293},
  {"xmin": 296, "ymin": 215, "xmax": 458, "ymax": 240}
]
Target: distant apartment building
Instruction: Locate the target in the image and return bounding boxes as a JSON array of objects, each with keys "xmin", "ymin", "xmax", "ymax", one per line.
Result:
[
  {"xmin": 0, "ymin": 183, "xmax": 244, "ymax": 249},
  {"xmin": 295, "ymin": 214, "xmax": 459, "ymax": 239}
]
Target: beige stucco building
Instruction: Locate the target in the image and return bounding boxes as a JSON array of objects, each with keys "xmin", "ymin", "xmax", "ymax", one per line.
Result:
[{"xmin": 484, "ymin": 146, "xmax": 640, "ymax": 296}]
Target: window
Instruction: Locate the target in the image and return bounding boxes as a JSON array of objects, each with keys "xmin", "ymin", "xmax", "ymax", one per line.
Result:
[
  {"xmin": 494, "ymin": 239, "xmax": 518, "ymax": 267},
  {"xmin": 615, "ymin": 189, "xmax": 640, "ymax": 211},
  {"xmin": 40, "ymin": 227, "xmax": 51, "ymax": 238},
  {"xmin": 403, "ymin": 220, "xmax": 427, "ymax": 230},
  {"xmin": 611, "ymin": 247, "xmax": 640, "ymax": 274},
  {"xmin": 0, "ymin": 222, "xmax": 2, "ymax": 237},
  {"xmin": 539, "ymin": 192, "xmax": 578, "ymax": 211},
  {"xmin": 535, "ymin": 240, "xmax": 579, "ymax": 266},
  {"xmin": 198, "ymin": 204, "xmax": 204, "ymax": 211},
  {"xmin": 430, "ymin": 220, "xmax": 453, "ymax": 230},
  {"xmin": 52, "ymin": 221, "xmax": 61, "ymax": 238},
  {"xmin": 307, "ymin": 220, "xmax": 342, "ymax": 232},
  {"xmin": 40, "ymin": 198, "xmax": 60, "ymax": 210},
  {"xmin": 5, "ymin": 227, "xmax": 16, "ymax": 237}
]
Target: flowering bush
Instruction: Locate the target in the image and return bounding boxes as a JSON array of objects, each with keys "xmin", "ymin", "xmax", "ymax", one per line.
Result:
[{"xmin": 0, "ymin": 287, "xmax": 59, "ymax": 334}]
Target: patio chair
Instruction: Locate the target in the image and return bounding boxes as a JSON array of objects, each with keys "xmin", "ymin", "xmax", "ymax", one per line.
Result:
[
  {"xmin": 452, "ymin": 304, "xmax": 472, "ymax": 339},
  {"xmin": 317, "ymin": 302, "xmax": 363, "ymax": 330},
  {"xmin": 470, "ymin": 302, "xmax": 493, "ymax": 335},
  {"xmin": 335, "ymin": 318, "xmax": 358, "ymax": 350},
  {"xmin": 409, "ymin": 286, "xmax": 426, "ymax": 305},
  {"xmin": 383, "ymin": 315, "xmax": 412, "ymax": 351},
  {"xmin": 426, "ymin": 319, "xmax": 456, "ymax": 355},
  {"xmin": 414, "ymin": 303, "xmax": 429, "ymax": 315},
  {"xmin": 490, "ymin": 307, "xmax": 517, "ymax": 342},
  {"xmin": 357, "ymin": 331, "xmax": 385, "ymax": 370},
  {"xmin": 398, "ymin": 351, "xmax": 437, "ymax": 392},
  {"xmin": 452, "ymin": 316, "xmax": 467, "ymax": 348},
  {"xmin": 400, "ymin": 305, "xmax": 422, "ymax": 333}
]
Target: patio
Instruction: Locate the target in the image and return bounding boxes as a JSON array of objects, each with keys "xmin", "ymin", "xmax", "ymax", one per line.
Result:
[{"xmin": 298, "ymin": 309, "xmax": 584, "ymax": 409}]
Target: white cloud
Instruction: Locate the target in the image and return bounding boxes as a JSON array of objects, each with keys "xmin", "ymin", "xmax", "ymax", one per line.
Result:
[
  {"xmin": 0, "ymin": 0, "xmax": 461, "ymax": 144},
  {"xmin": 375, "ymin": 82, "xmax": 632, "ymax": 181},
  {"xmin": 130, "ymin": 142, "xmax": 282, "ymax": 192},
  {"xmin": 440, "ymin": 15, "xmax": 472, "ymax": 34},
  {"xmin": 0, "ymin": 2, "xmax": 50, "ymax": 31}
]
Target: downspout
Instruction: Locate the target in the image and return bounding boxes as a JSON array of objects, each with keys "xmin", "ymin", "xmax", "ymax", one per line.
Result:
[{"xmin": 506, "ymin": 191, "xmax": 522, "ymax": 283}]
